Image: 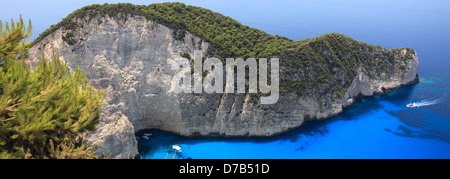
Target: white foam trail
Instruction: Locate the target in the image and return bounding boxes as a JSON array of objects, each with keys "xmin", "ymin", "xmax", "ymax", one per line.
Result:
[{"xmin": 412, "ymin": 99, "xmax": 441, "ymax": 107}]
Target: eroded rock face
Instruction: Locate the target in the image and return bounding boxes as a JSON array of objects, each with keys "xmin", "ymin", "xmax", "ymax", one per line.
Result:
[
  {"xmin": 27, "ymin": 15, "xmax": 419, "ymax": 158},
  {"xmin": 28, "ymin": 15, "xmax": 211, "ymax": 158}
]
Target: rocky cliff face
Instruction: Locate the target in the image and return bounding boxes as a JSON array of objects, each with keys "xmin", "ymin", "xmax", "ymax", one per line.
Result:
[{"xmin": 27, "ymin": 14, "xmax": 419, "ymax": 158}]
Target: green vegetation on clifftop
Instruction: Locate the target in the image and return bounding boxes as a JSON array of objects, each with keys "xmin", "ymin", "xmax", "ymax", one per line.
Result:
[
  {"xmin": 32, "ymin": 2, "xmax": 416, "ymax": 100},
  {"xmin": 33, "ymin": 2, "xmax": 293, "ymax": 59}
]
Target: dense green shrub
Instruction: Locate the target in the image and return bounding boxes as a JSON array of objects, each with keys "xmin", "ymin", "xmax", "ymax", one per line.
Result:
[{"xmin": 0, "ymin": 17, "xmax": 104, "ymax": 159}]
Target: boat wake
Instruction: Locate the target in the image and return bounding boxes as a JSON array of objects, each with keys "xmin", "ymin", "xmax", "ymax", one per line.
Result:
[
  {"xmin": 407, "ymin": 86, "xmax": 448, "ymax": 108},
  {"xmin": 409, "ymin": 99, "xmax": 441, "ymax": 108}
]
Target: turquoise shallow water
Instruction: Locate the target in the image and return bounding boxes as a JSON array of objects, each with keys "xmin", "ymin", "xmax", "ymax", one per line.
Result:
[{"xmin": 137, "ymin": 0, "xmax": 450, "ymax": 159}]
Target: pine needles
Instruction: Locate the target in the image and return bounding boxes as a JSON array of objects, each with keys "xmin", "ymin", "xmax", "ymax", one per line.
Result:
[{"xmin": 0, "ymin": 17, "xmax": 104, "ymax": 159}]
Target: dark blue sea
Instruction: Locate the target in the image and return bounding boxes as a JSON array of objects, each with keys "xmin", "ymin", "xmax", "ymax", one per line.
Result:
[{"xmin": 3, "ymin": 0, "xmax": 448, "ymax": 159}]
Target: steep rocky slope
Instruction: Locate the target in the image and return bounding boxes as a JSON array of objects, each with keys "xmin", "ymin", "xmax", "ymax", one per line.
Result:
[{"xmin": 27, "ymin": 3, "xmax": 419, "ymax": 158}]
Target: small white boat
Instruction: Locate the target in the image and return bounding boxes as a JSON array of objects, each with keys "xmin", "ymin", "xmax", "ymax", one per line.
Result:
[
  {"xmin": 142, "ymin": 136, "xmax": 149, "ymax": 140},
  {"xmin": 172, "ymin": 145, "xmax": 182, "ymax": 152},
  {"xmin": 406, "ymin": 103, "xmax": 415, "ymax": 108}
]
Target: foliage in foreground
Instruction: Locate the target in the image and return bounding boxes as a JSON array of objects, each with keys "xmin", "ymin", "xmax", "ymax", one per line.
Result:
[{"xmin": 0, "ymin": 17, "xmax": 104, "ymax": 159}]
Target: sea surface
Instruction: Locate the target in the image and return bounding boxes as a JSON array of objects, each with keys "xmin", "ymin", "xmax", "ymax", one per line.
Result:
[{"xmin": 2, "ymin": 0, "xmax": 448, "ymax": 159}]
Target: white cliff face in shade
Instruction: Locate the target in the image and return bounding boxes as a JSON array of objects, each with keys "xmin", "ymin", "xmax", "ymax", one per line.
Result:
[{"xmin": 27, "ymin": 14, "xmax": 419, "ymax": 158}]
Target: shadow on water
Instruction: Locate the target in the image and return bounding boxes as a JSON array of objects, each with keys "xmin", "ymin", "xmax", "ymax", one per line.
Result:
[
  {"xmin": 382, "ymin": 83, "xmax": 450, "ymax": 143},
  {"xmin": 136, "ymin": 95, "xmax": 374, "ymax": 156},
  {"xmin": 334, "ymin": 84, "xmax": 417, "ymax": 121}
]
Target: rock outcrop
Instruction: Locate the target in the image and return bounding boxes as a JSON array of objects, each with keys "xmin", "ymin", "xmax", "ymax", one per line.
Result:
[{"xmin": 27, "ymin": 13, "xmax": 419, "ymax": 158}]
